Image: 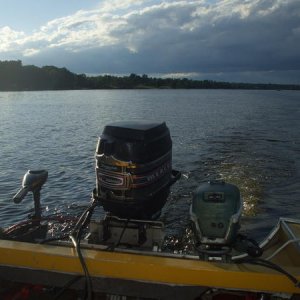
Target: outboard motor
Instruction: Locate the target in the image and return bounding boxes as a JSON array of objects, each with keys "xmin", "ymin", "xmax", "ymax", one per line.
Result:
[
  {"xmin": 190, "ymin": 181, "xmax": 243, "ymax": 259},
  {"xmin": 93, "ymin": 121, "xmax": 180, "ymax": 219}
]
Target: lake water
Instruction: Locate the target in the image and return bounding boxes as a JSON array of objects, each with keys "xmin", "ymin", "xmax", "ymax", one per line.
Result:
[{"xmin": 0, "ymin": 89, "xmax": 299, "ymax": 241}]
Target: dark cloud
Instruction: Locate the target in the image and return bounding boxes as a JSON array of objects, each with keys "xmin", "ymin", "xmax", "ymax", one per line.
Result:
[{"xmin": 12, "ymin": 0, "xmax": 300, "ymax": 84}]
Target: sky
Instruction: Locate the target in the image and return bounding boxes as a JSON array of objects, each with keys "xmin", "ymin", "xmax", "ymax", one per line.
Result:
[{"xmin": 0, "ymin": 0, "xmax": 300, "ymax": 84}]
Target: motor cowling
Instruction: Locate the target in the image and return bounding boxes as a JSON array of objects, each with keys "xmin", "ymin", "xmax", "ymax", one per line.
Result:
[
  {"xmin": 190, "ymin": 181, "xmax": 243, "ymax": 246},
  {"xmin": 93, "ymin": 121, "xmax": 177, "ymax": 219}
]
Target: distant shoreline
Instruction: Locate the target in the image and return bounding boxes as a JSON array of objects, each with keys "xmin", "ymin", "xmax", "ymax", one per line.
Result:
[{"xmin": 1, "ymin": 60, "xmax": 300, "ymax": 91}]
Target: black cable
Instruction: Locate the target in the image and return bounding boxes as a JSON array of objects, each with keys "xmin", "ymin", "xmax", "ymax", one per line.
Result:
[
  {"xmin": 41, "ymin": 203, "xmax": 97, "ymax": 245},
  {"xmin": 105, "ymin": 218, "xmax": 131, "ymax": 251},
  {"xmin": 73, "ymin": 203, "xmax": 96, "ymax": 234},
  {"xmin": 253, "ymin": 259, "xmax": 299, "ymax": 288},
  {"xmin": 39, "ymin": 234, "xmax": 70, "ymax": 244},
  {"xmin": 235, "ymin": 257, "xmax": 300, "ymax": 288},
  {"xmin": 54, "ymin": 275, "xmax": 83, "ymax": 299},
  {"xmin": 70, "ymin": 233, "xmax": 92, "ymax": 300},
  {"xmin": 70, "ymin": 200, "xmax": 98, "ymax": 300},
  {"xmin": 40, "ymin": 200, "xmax": 97, "ymax": 299},
  {"xmin": 115, "ymin": 219, "xmax": 130, "ymax": 247}
]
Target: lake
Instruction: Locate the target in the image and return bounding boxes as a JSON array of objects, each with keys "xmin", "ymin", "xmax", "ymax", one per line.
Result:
[{"xmin": 0, "ymin": 89, "xmax": 299, "ymax": 241}]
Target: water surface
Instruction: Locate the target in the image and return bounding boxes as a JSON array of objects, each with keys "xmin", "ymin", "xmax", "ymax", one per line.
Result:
[{"xmin": 0, "ymin": 89, "xmax": 299, "ymax": 241}]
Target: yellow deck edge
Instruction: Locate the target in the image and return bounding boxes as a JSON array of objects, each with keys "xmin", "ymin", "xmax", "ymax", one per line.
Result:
[{"xmin": 0, "ymin": 240, "xmax": 299, "ymax": 294}]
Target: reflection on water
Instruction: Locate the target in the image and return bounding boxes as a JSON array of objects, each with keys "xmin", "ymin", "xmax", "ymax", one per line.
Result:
[
  {"xmin": 210, "ymin": 161, "xmax": 262, "ymax": 216},
  {"xmin": 166, "ymin": 126, "xmax": 299, "ymax": 241},
  {"xmin": 0, "ymin": 90, "xmax": 299, "ymax": 243}
]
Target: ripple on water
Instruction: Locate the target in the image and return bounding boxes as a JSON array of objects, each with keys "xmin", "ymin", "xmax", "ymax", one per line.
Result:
[{"xmin": 0, "ymin": 90, "xmax": 299, "ymax": 243}]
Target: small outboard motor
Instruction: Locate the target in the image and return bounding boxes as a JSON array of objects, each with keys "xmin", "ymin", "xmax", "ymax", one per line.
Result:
[
  {"xmin": 190, "ymin": 181, "xmax": 242, "ymax": 247},
  {"xmin": 93, "ymin": 121, "xmax": 180, "ymax": 219}
]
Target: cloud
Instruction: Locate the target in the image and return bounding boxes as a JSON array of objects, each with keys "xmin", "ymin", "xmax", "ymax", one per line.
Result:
[
  {"xmin": 0, "ymin": 0, "xmax": 300, "ymax": 84},
  {"xmin": 161, "ymin": 72, "xmax": 200, "ymax": 79},
  {"xmin": 0, "ymin": 26, "xmax": 25, "ymax": 52},
  {"xmin": 23, "ymin": 48, "xmax": 40, "ymax": 57}
]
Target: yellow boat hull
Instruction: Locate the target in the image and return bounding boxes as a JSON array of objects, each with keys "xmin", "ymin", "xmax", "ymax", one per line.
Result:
[{"xmin": 0, "ymin": 218, "xmax": 299, "ymax": 297}]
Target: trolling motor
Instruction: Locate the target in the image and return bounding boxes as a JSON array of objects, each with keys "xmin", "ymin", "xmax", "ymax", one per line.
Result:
[
  {"xmin": 13, "ymin": 170, "xmax": 48, "ymax": 220},
  {"xmin": 2, "ymin": 170, "xmax": 49, "ymax": 242}
]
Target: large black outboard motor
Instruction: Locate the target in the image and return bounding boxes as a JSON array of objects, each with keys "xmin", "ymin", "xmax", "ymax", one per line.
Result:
[{"xmin": 93, "ymin": 121, "xmax": 179, "ymax": 219}]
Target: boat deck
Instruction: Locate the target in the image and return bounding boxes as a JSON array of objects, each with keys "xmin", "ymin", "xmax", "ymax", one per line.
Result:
[{"xmin": 0, "ymin": 218, "xmax": 299, "ymax": 298}]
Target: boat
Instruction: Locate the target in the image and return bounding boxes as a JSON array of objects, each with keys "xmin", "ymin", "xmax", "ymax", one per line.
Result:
[
  {"xmin": 0, "ymin": 121, "xmax": 299, "ymax": 300},
  {"xmin": 0, "ymin": 217, "xmax": 299, "ymax": 299}
]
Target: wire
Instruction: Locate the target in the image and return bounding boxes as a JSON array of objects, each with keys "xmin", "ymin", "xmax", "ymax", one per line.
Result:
[
  {"xmin": 35, "ymin": 202, "xmax": 97, "ymax": 298},
  {"xmin": 3, "ymin": 214, "xmax": 78, "ymax": 234},
  {"xmin": 3, "ymin": 219, "xmax": 40, "ymax": 234},
  {"xmin": 39, "ymin": 234, "xmax": 70, "ymax": 244},
  {"xmin": 115, "ymin": 219, "xmax": 130, "ymax": 247},
  {"xmin": 235, "ymin": 257, "xmax": 300, "ymax": 288},
  {"xmin": 38, "ymin": 215, "xmax": 84, "ymax": 244},
  {"xmin": 69, "ymin": 200, "xmax": 98, "ymax": 300},
  {"xmin": 105, "ymin": 218, "xmax": 130, "ymax": 251},
  {"xmin": 54, "ymin": 275, "xmax": 83, "ymax": 299},
  {"xmin": 71, "ymin": 229, "xmax": 92, "ymax": 300}
]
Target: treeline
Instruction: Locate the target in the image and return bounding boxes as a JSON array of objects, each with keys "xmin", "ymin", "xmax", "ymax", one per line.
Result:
[{"xmin": 0, "ymin": 60, "xmax": 299, "ymax": 91}]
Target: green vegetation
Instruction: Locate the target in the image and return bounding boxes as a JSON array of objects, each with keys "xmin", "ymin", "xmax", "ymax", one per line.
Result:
[{"xmin": 0, "ymin": 60, "xmax": 299, "ymax": 91}]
